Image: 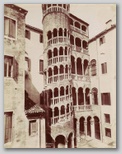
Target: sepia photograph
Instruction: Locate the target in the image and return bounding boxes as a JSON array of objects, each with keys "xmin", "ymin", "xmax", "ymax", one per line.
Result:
[{"xmin": 4, "ymin": 4, "xmax": 116, "ymax": 148}]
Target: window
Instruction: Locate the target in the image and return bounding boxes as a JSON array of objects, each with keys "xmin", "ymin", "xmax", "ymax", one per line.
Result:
[
  {"xmin": 105, "ymin": 128, "xmax": 111, "ymax": 137},
  {"xmin": 101, "ymin": 93, "xmax": 111, "ymax": 105},
  {"xmin": 101, "ymin": 62, "xmax": 107, "ymax": 74},
  {"xmin": 25, "ymin": 57, "xmax": 31, "ymax": 71},
  {"xmin": 4, "ymin": 16, "xmax": 16, "ymax": 39},
  {"xmin": 40, "ymin": 34, "xmax": 43, "ymax": 43},
  {"xmin": 82, "ymin": 25, "xmax": 87, "ymax": 32},
  {"xmin": 99, "ymin": 36, "xmax": 105, "ymax": 45},
  {"xmin": 4, "ymin": 112, "xmax": 12, "ymax": 143},
  {"xmin": 104, "ymin": 114, "xmax": 110, "ymax": 123},
  {"xmin": 29, "ymin": 120, "xmax": 37, "ymax": 136},
  {"xmin": 25, "ymin": 30, "xmax": 31, "ymax": 39},
  {"xmin": 4, "ymin": 55, "xmax": 18, "ymax": 81},
  {"xmin": 91, "ymin": 59, "xmax": 96, "ymax": 76},
  {"xmin": 39, "ymin": 59, "xmax": 43, "ymax": 74}
]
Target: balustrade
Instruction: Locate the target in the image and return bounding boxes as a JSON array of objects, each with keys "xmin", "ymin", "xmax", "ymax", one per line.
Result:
[
  {"xmin": 73, "ymin": 105, "xmax": 92, "ymax": 111},
  {"xmin": 48, "ymin": 36, "xmax": 69, "ymax": 46}
]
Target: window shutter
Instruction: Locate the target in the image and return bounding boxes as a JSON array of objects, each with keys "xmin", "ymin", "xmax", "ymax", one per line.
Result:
[
  {"xmin": 4, "ymin": 17, "xmax": 9, "ymax": 36},
  {"xmin": 28, "ymin": 58, "xmax": 31, "ymax": 71},
  {"xmin": 13, "ymin": 57, "xmax": 18, "ymax": 82}
]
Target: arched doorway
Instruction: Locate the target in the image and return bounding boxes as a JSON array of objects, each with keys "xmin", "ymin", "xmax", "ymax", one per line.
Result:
[
  {"xmin": 67, "ymin": 133, "xmax": 73, "ymax": 148},
  {"xmin": 80, "ymin": 117, "xmax": 85, "ymax": 135},
  {"xmin": 94, "ymin": 116, "xmax": 101, "ymax": 140},
  {"xmin": 87, "ymin": 116, "xmax": 91, "ymax": 137},
  {"xmin": 55, "ymin": 135, "xmax": 66, "ymax": 148}
]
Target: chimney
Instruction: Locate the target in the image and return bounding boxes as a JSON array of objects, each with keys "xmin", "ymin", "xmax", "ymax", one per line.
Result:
[{"xmin": 106, "ymin": 19, "xmax": 112, "ymax": 29}]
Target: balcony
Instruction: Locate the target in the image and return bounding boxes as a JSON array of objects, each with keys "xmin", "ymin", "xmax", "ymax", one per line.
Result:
[
  {"xmin": 73, "ymin": 105, "xmax": 92, "ymax": 112},
  {"xmin": 48, "ymin": 55, "xmax": 68, "ymax": 66},
  {"xmin": 71, "ymin": 74, "xmax": 90, "ymax": 82},
  {"xmin": 48, "ymin": 73, "xmax": 69, "ymax": 84},
  {"xmin": 51, "ymin": 112, "xmax": 72, "ymax": 125},
  {"xmin": 47, "ymin": 37, "xmax": 69, "ymax": 46},
  {"xmin": 70, "ymin": 25, "xmax": 88, "ymax": 36},
  {"xmin": 50, "ymin": 94, "xmax": 72, "ymax": 106}
]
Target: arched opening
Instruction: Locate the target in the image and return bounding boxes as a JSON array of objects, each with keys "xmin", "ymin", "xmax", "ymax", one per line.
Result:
[
  {"xmin": 59, "ymin": 47, "xmax": 63, "ymax": 55},
  {"xmin": 48, "ymin": 50, "xmax": 52, "ymax": 59},
  {"xmin": 64, "ymin": 28, "xmax": 67, "ymax": 37},
  {"xmin": 82, "ymin": 25, "xmax": 87, "ymax": 32},
  {"xmin": 53, "ymin": 48, "xmax": 58, "ymax": 57},
  {"xmin": 60, "ymin": 65, "xmax": 64, "ymax": 74},
  {"xmin": 48, "ymin": 89, "xmax": 52, "ymax": 106},
  {"xmin": 60, "ymin": 86, "xmax": 64, "ymax": 96},
  {"xmin": 71, "ymin": 56, "xmax": 75, "ymax": 74},
  {"xmin": 94, "ymin": 116, "xmax": 101, "ymax": 140},
  {"xmin": 61, "ymin": 105, "xmax": 65, "ymax": 115},
  {"xmin": 66, "ymin": 85, "xmax": 69, "ymax": 95},
  {"xmin": 80, "ymin": 117, "xmax": 85, "ymax": 135},
  {"xmin": 65, "ymin": 65, "xmax": 68, "ymax": 74},
  {"xmin": 54, "ymin": 107, "xmax": 59, "ymax": 116},
  {"xmin": 75, "ymin": 22, "xmax": 80, "ymax": 29},
  {"xmin": 55, "ymin": 135, "xmax": 65, "ymax": 148},
  {"xmin": 72, "ymin": 87, "xmax": 76, "ymax": 105},
  {"xmin": 92, "ymin": 88, "xmax": 98, "ymax": 105},
  {"xmin": 74, "ymin": 118, "xmax": 77, "ymax": 147},
  {"xmin": 59, "ymin": 28, "xmax": 63, "ymax": 36},
  {"xmin": 67, "ymin": 133, "xmax": 73, "ymax": 148},
  {"xmin": 78, "ymin": 87, "xmax": 84, "ymax": 105},
  {"xmin": 54, "ymin": 66, "xmax": 58, "ymax": 75},
  {"xmin": 75, "ymin": 37, "xmax": 81, "ymax": 47},
  {"xmin": 58, "ymin": 4, "xmax": 62, "ymax": 7},
  {"xmin": 53, "ymin": 28, "xmax": 57, "ymax": 37},
  {"xmin": 66, "ymin": 104, "xmax": 69, "ymax": 113},
  {"xmin": 47, "ymin": 31, "xmax": 52, "ymax": 40},
  {"xmin": 70, "ymin": 35, "xmax": 74, "ymax": 45},
  {"xmin": 65, "ymin": 47, "xmax": 67, "ymax": 55},
  {"xmin": 83, "ymin": 40, "xmax": 88, "ymax": 49},
  {"xmin": 87, "ymin": 116, "xmax": 91, "ymax": 137},
  {"xmin": 54, "ymin": 87, "xmax": 58, "ymax": 97},
  {"xmin": 43, "ymin": 5, "xmax": 46, "ymax": 11},
  {"xmin": 77, "ymin": 58, "xmax": 82, "ymax": 75},
  {"xmin": 70, "ymin": 18, "xmax": 73, "ymax": 25},
  {"xmin": 48, "ymin": 68, "xmax": 52, "ymax": 77},
  {"xmin": 91, "ymin": 59, "xmax": 96, "ymax": 76},
  {"xmin": 85, "ymin": 88, "xmax": 90, "ymax": 105},
  {"xmin": 63, "ymin": 4, "xmax": 66, "ymax": 9},
  {"xmin": 84, "ymin": 59, "xmax": 89, "ymax": 75},
  {"xmin": 47, "ymin": 4, "xmax": 51, "ymax": 8}
]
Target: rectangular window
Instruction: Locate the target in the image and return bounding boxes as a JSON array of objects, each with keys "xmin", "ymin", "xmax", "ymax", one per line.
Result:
[
  {"xmin": 101, "ymin": 62, "xmax": 107, "ymax": 74},
  {"xmin": 4, "ymin": 16, "xmax": 16, "ymax": 39},
  {"xmin": 29, "ymin": 120, "xmax": 37, "ymax": 136},
  {"xmin": 25, "ymin": 30, "xmax": 31, "ymax": 39},
  {"xmin": 40, "ymin": 34, "xmax": 43, "ymax": 43},
  {"xmin": 105, "ymin": 128, "xmax": 111, "ymax": 137},
  {"xmin": 101, "ymin": 93, "xmax": 111, "ymax": 105},
  {"xmin": 4, "ymin": 56, "xmax": 13, "ymax": 77},
  {"xmin": 104, "ymin": 114, "xmax": 110, "ymax": 123},
  {"xmin": 4, "ymin": 112, "xmax": 12, "ymax": 143},
  {"xmin": 39, "ymin": 59, "xmax": 43, "ymax": 74},
  {"xmin": 99, "ymin": 36, "xmax": 105, "ymax": 45}
]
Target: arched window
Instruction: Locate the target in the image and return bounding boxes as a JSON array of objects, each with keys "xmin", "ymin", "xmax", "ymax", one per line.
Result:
[
  {"xmin": 53, "ymin": 48, "xmax": 58, "ymax": 57},
  {"xmin": 47, "ymin": 4, "xmax": 51, "ymax": 8},
  {"xmin": 63, "ymin": 4, "xmax": 66, "ymax": 9},
  {"xmin": 75, "ymin": 22, "xmax": 80, "ymax": 29},
  {"xmin": 53, "ymin": 29, "xmax": 57, "ymax": 37},
  {"xmin": 75, "ymin": 37, "xmax": 81, "ymax": 47},
  {"xmin": 70, "ymin": 18, "xmax": 73, "ymax": 25},
  {"xmin": 92, "ymin": 88, "xmax": 98, "ymax": 105},
  {"xmin": 47, "ymin": 31, "xmax": 52, "ymax": 40},
  {"xmin": 59, "ymin": 28, "xmax": 63, "ymax": 36},
  {"xmin": 58, "ymin": 4, "xmax": 62, "ymax": 7},
  {"xmin": 43, "ymin": 5, "xmax": 46, "ymax": 11},
  {"xmin": 64, "ymin": 28, "xmax": 67, "ymax": 37},
  {"xmin": 48, "ymin": 50, "xmax": 52, "ymax": 59},
  {"xmin": 91, "ymin": 59, "xmax": 96, "ymax": 76},
  {"xmin": 70, "ymin": 35, "xmax": 74, "ymax": 45},
  {"xmin": 83, "ymin": 40, "xmax": 88, "ymax": 49},
  {"xmin": 82, "ymin": 25, "xmax": 87, "ymax": 32}
]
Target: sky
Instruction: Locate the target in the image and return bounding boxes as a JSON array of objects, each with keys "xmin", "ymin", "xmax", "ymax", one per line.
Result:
[{"xmin": 17, "ymin": 4, "xmax": 116, "ymax": 38}]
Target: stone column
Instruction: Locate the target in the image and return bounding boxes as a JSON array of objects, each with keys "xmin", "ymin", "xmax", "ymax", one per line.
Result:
[
  {"xmin": 40, "ymin": 118, "xmax": 46, "ymax": 148},
  {"xmin": 90, "ymin": 119, "xmax": 95, "ymax": 139},
  {"xmin": 89, "ymin": 91, "xmax": 92, "ymax": 105},
  {"xmin": 72, "ymin": 133, "xmax": 74, "ymax": 148},
  {"xmin": 82, "ymin": 62, "xmax": 84, "ymax": 76},
  {"xmin": 76, "ymin": 89, "xmax": 78, "ymax": 110},
  {"xmin": 37, "ymin": 119, "xmax": 41, "ymax": 148},
  {"xmin": 75, "ymin": 60, "xmax": 77, "ymax": 79},
  {"xmin": 77, "ymin": 120, "xmax": 80, "ymax": 142},
  {"xmin": 83, "ymin": 89, "xmax": 86, "ymax": 105},
  {"xmin": 65, "ymin": 140, "xmax": 68, "ymax": 148},
  {"xmin": 84, "ymin": 121, "xmax": 87, "ymax": 137},
  {"xmin": 52, "ymin": 91, "xmax": 54, "ymax": 106}
]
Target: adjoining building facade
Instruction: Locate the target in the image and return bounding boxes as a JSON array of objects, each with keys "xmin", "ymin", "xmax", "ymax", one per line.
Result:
[
  {"xmin": 4, "ymin": 4, "xmax": 116, "ymax": 148},
  {"xmin": 4, "ymin": 4, "xmax": 46, "ymax": 148}
]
